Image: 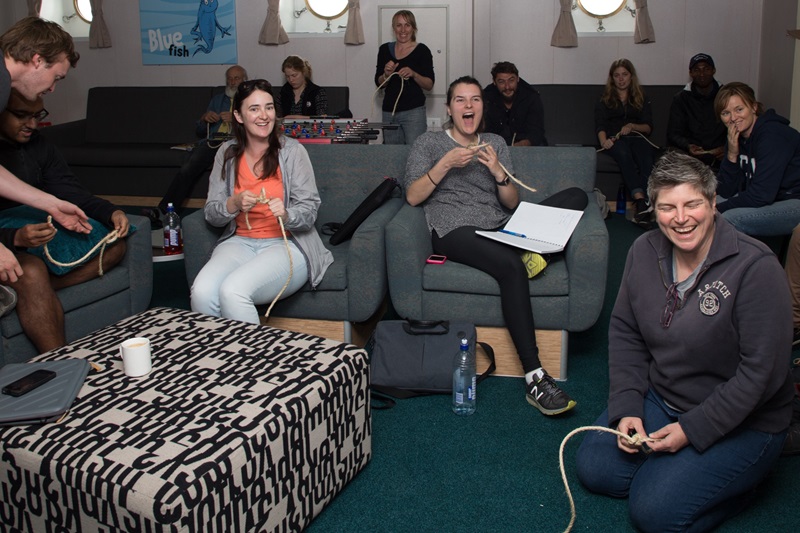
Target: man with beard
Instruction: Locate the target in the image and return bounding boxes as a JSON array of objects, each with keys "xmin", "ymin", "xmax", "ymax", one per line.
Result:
[
  {"xmin": 667, "ymin": 53, "xmax": 726, "ymax": 170},
  {"xmin": 483, "ymin": 61, "xmax": 547, "ymax": 146},
  {"xmin": 142, "ymin": 65, "xmax": 248, "ymax": 225}
]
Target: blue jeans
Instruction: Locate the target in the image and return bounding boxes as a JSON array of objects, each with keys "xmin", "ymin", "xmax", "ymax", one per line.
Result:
[
  {"xmin": 190, "ymin": 235, "xmax": 308, "ymax": 324},
  {"xmin": 718, "ymin": 198, "xmax": 800, "ymax": 237},
  {"xmin": 575, "ymin": 389, "xmax": 786, "ymax": 533},
  {"xmin": 382, "ymin": 106, "xmax": 427, "ymax": 146},
  {"xmin": 606, "ymin": 136, "xmax": 655, "ymax": 197}
]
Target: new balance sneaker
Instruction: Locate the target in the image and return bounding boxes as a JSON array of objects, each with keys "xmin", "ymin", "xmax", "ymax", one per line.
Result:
[
  {"xmin": 526, "ymin": 373, "xmax": 577, "ymax": 416},
  {"xmin": 141, "ymin": 207, "xmax": 164, "ymax": 229},
  {"xmin": 521, "ymin": 251, "xmax": 548, "ymax": 278},
  {"xmin": 633, "ymin": 198, "xmax": 654, "ymax": 228}
]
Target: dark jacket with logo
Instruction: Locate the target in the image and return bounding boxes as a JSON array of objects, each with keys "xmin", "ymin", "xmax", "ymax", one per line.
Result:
[
  {"xmin": 483, "ymin": 78, "xmax": 547, "ymax": 146},
  {"xmin": 717, "ymin": 109, "xmax": 800, "ymax": 211},
  {"xmin": 608, "ymin": 215, "xmax": 793, "ymax": 452},
  {"xmin": 278, "ymin": 80, "xmax": 328, "ymax": 117}
]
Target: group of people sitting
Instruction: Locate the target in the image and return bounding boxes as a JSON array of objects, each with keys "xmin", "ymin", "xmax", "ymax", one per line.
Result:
[{"xmin": 2, "ymin": 12, "xmax": 800, "ymax": 533}]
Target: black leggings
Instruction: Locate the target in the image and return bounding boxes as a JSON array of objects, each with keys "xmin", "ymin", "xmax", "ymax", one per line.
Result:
[{"xmin": 431, "ymin": 187, "xmax": 588, "ymax": 372}]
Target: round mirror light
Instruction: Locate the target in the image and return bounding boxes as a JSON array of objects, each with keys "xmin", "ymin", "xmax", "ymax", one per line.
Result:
[
  {"xmin": 305, "ymin": 0, "xmax": 349, "ymax": 20},
  {"xmin": 577, "ymin": 0, "xmax": 627, "ymax": 19},
  {"xmin": 74, "ymin": 0, "xmax": 93, "ymax": 23}
]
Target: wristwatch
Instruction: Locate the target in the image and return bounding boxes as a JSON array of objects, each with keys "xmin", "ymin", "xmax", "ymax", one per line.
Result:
[{"xmin": 496, "ymin": 175, "xmax": 510, "ymax": 186}]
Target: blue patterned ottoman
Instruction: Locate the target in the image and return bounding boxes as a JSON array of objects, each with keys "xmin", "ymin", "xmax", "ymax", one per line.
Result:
[{"xmin": 0, "ymin": 307, "xmax": 371, "ymax": 531}]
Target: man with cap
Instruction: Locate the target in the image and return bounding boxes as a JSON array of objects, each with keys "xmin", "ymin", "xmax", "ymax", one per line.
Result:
[{"xmin": 667, "ymin": 53, "xmax": 726, "ymax": 169}]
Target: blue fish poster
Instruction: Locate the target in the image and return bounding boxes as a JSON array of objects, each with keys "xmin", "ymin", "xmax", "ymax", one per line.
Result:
[{"xmin": 140, "ymin": 0, "xmax": 237, "ymax": 65}]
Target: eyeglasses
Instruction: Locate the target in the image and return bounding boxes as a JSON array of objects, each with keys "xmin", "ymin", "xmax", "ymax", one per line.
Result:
[
  {"xmin": 6, "ymin": 108, "xmax": 49, "ymax": 122},
  {"xmin": 239, "ymin": 79, "xmax": 272, "ymax": 91},
  {"xmin": 661, "ymin": 283, "xmax": 678, "ymax": 329}
]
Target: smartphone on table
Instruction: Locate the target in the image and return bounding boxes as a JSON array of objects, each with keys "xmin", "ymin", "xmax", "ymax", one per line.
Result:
[{"xmin": 2, "ymin": 369, "xmax": 57, "ymax": 397}]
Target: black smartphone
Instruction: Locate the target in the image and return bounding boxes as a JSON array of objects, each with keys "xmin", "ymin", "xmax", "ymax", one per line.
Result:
[{"xmin": 2, "ymin": 369, "xmax": 57, "ymax": 397}]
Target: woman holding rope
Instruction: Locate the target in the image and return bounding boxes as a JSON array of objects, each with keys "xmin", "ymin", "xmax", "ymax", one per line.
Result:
[
  {"xmin": 374, "ymin": 9, "xmax": 434, "ymax": 145},
  {"xmin": 404, "ymin": 75, "xmax": 586, "ymax": 416},
  {"xmin": 190, "ymin": 79, "xmax": 332, "ymax": 324},
  {"xmin": 575, "ymin": 151, "xmax": 793, "ymax": 532},
  {"xmin": 595, "ymin": 58, "xmax": 657, "ymax": 228}
]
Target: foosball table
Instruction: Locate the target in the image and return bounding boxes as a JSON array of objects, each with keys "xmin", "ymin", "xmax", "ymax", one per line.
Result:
[{"xmin": 281, "ymin": 118, "xmax": 397, "ymax": 144}]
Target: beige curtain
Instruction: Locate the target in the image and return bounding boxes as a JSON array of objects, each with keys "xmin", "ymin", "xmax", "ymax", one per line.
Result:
[
  {"xmin": 27, "ymin": 0, "xmax": 41, "ymax": 17},
  {"xmin": 633, "ymin": 0, "xmax": 655, "ymax": 44},
  {"xmin": 551, "ymin": 0, "xmax": 578, "ymax": 48},
  {"xmin": 89, "ymin": 0, "xmax": 112, "ymax": 49},
  {"xmin": 344, "ymin": 0, "xmax": 364, "ymax": 45},
  {"xmin": 259, "ymin": 0, "xmax": 289, "ymax": 45}
]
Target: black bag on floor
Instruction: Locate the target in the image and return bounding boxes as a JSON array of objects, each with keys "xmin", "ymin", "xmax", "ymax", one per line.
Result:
[{"xmin": 367, "ymin": 319, "xmax": 495, "ymax": 406}]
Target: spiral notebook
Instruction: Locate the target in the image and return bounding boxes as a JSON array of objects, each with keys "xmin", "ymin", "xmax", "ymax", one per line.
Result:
[{"xmin": 476, "ymin": 201, "xmax": 583, "ymax": 254}]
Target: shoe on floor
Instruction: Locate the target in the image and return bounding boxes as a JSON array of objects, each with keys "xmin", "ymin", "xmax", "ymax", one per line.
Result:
[
  {"xmin": 141, "ymin": 207, "xmax": 164, "ymax": 229},
  {"xmin": 526, "ymin": 372, "xmax": 576, "ymax": 416},
  {"xmin": 633, "ymin": 198, "xmax": 654, "ymax": 228},
  {"xmin": 781, "ymin": 402, "xmax": 800, "ymax": 456},
  {"xmin": 521, "ymin": 251, "xmax": 548, "ymax": 278}
]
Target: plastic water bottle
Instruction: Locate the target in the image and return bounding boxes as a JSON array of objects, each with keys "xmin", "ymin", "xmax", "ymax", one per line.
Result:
[
  {"xmin": 452, "ymin": 337, "xmax": 476, "ymax": 416},
  {"xmin": 163, "ymin": 203, "xmax": 183, "ymax": 255},
  {"xmin": 616, "ymin": 184, "xmax": 627, "ymax": 215}
]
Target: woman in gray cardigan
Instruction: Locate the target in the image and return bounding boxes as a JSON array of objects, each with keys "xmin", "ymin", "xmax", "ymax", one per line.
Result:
[{"xmin": 191, "ymin": 79, "xmax": 332, "ymax": 324}]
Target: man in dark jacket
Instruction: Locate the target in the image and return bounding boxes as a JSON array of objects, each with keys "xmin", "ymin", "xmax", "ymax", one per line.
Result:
[
  {"xmin": 667, "ymin": 53, "xmax": 726, "ymax": 169},
  {"xmin": 0, "ymin": 90, "xmax": 129, "ymax": 353},
  {"xmin": 483, "ymin": 62, "xmax": 547, "ymax": 146}
]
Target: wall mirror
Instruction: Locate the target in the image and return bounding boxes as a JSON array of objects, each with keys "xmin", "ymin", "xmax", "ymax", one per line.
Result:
[{"xmin": 74, "ymin": 0, "xmax": 93, "ymax": 23}]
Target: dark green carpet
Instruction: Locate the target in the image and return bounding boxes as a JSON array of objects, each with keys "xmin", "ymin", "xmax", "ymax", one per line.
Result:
[{"xmin": 148, "ymin": 212, "xmax": 799, "ymax": 532}]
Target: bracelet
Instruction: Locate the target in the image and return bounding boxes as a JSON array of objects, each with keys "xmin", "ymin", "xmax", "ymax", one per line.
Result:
[
  {"xmin": 426, "ymin": 172, "xmax": 438, "ymax": 186},
  {"xmin": 496, "ymin": 175, "xmax": 510, "ymax": 186}
]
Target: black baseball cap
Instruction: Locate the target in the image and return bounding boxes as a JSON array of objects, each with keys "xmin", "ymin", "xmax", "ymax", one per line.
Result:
[{"xmin": 689, "ymin": 53, "xmax": 715, "ymax": 70}]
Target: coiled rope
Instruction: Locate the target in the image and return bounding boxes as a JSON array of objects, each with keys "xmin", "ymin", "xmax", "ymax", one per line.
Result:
[
  {"xmin": 596, "ymin": 130, "xmax": 660, "ymax": 152},
  {"xmin": 372, "ymin": 71, "xmax": 405, "ymax": 117},
  {"xmin": 42, "ymin": 215, "xmax": 119, "ymax": 276},
  {"xmin": 468, "ymin": 142, "xmax": 538, "ymax": 194},
  {"xmin": 243, "ymin": 188, "xmax": 293, "ymax": 319},
  {"xmin": 559, "ymin": 425, "xmax": 658, "ymax": 532}
]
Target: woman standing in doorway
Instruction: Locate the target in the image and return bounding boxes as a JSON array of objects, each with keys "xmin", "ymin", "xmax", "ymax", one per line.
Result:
[{"xmin": 374, "ymin": 10, "xmax": 435, "ymax": 145}]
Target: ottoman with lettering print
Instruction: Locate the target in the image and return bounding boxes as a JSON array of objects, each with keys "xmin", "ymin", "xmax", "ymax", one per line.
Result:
[{"xmin": 0, "ymin": 307, "xmax": 371, "ymax": 531}]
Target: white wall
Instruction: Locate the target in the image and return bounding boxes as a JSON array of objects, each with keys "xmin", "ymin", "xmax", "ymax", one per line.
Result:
[{"xmin": 1, "ymin": 0, "xmax": 796, "ymax": 125}]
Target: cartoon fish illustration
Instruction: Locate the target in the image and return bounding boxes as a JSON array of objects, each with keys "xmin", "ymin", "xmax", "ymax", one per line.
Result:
[{"xmin": 191, "ymin": 0, "xmax": 231, "ymax": 56}]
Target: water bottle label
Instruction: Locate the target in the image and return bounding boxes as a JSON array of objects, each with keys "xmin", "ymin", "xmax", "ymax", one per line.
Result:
[
  {"xmin": 169, "ymin": 229, "xmax": 180, "ymax": 246},
  {"xmin": 454, "ymin": 391, "xmax": 464, "ymax": 404}
]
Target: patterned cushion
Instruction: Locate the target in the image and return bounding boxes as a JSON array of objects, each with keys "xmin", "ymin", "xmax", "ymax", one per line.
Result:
[{"xmin": 0, "ymin": 308, "xmax": 371, "ymax": 530}]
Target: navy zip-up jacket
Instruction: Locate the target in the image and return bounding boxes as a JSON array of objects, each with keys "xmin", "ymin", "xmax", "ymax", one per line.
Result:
[{"xmin": 717, "ymin": 109, "xmax": 800, "ymax": 212}]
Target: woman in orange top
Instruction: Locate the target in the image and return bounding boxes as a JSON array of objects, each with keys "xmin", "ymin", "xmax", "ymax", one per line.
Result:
[{"xmin": 190, "ymin": 79, "xmax": 332, "ymax": 323}]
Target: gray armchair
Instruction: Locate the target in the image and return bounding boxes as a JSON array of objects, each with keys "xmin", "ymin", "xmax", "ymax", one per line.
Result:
[
  {"xmin": 386, "ymin": 147, "xmax": 609, "ymax": 379},
  {"xmin": 183, "ymin": 144, "xmax": 407, "ymax": 345}
]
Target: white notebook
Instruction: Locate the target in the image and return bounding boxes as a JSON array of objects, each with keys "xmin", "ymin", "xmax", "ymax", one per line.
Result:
[{"xmin": 476, "ymin": 201, "xmax": 583, "ymax": 254}]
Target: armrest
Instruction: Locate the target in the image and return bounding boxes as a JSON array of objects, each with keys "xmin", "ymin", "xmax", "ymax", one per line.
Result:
[
  {"xmin": 38, "ymin": 120, "xmax": 87, "ymax": 147},
  {"xmin": 124, "ymin": 214, "xmax": 154, "ymax": 313},
  {"xmin": 564, "ymin": 204, "xmax": 609, "ymax": 331},
  {"xmin": 182, "ymin": 209, "xmax": 223, "ymax": 287},
  {"xmin": 345, "ymin": 198, "xmax": 404, "ymax": 322},
  {"xmin": 386, "ymin": 203, "xmax": 433, "ymax": 319}
]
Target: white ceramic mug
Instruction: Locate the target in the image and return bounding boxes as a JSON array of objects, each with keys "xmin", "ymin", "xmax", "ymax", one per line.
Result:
[{"xmin": 119, "ymin": 337, "xmax": 152, "ymax": 377}]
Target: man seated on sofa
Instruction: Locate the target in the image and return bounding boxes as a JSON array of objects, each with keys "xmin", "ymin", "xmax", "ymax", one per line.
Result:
[
  {"xmin": 0, "ymin": 89, "xmax": 130, "ymax": 353},
  {"xmin": 142, "ymin": 65, "xmax": 248, "ymax": 226},
  {"xmin": 667, "ymin": 53, "xmax": 726, "ymax": 170},
  {"xmin": 483, "ymin": 61, "xmax": 547, "ymax": 146}
]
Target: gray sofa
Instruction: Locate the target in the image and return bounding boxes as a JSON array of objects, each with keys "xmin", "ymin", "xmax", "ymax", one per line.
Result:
[
  {"xmin": 182, "ymin": 145, "xmax": 609, "ymax": 379},
  {"xmin": 386, "ymin": 147, "xmax": 608, "ymax": 379},
  {"xmin": 40, "ymin": 86, "xmax": 351, "ymax": 201},
  {"xmin": 182, "ymin": 144, "xmax": 405, "ymax": 344},
  {"xmin": 537, "ymin": 84, "xmax": 684, "ymax": 199},
  {"xmin": 0, "ymin": 214, "xmax": 153, "ymax": 366}
]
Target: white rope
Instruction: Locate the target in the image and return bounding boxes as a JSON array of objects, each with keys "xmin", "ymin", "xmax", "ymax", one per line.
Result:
[
  {"xmin": 559, "ymin": 425, "xmax": 658, "ymax": 533},
  {"xmin": 469, "ymin": 142, "xmax": 538, "ymax": 194},
  {"xmin": 372, "ymin": 71, "xmax": 405, "ymax": 118},
  {"xmin": 42, "ymin": 216, "xmax": 118, "ymax": 276},
  {"xmin": 596, "ymin": 130, "xmax": 660, "ymax": 152},
  {"xmin": 241, "ymin": 188, "xmax": 293, "ymax": 319}
]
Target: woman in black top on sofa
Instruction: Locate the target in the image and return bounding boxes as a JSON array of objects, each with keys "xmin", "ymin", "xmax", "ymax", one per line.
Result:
[
  {"xmin": 595, "ymin": 58, "xmax": 656, "ymax": 227},
  {"xmin": 278, "ymin": 55, "xmax": 327, "ymax": 119}
]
